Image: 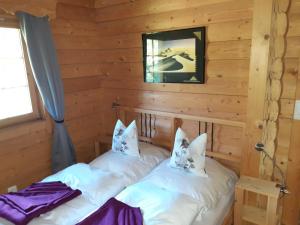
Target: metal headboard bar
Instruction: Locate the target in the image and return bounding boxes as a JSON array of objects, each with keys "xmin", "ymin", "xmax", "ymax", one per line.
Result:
[
  {"xmin": 140, "ymin": 113, "xmax": 143, "ymax": 136},
  {"xmin": 211, "ymin": 123, "xmax": 214, "ymax": 152},
  {"xmin": 144, "ymin": 113, "xmax": 147, "ymax": 138},
  {"xmin": 150, "ymin": 114, "xmax": 152, "ymax": 138}
]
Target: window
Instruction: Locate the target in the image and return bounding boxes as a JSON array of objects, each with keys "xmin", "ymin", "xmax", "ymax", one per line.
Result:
[{"xmin": 0, "ymin": 23, "xmax": 41, "ymax": 128}]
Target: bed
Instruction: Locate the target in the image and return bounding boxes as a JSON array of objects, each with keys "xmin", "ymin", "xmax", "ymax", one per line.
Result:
[
  {"xmin": 0, "ymin": 106, "xmax": 244, "ymax": 225},
  {"xmin": 110, "ymin": 106, "xmax": 244, "ymax": 225}
]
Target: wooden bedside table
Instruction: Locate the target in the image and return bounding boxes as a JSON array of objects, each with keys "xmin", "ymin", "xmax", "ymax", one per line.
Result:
[{"xmin": 234, "ymin": 176, "xmax": 280, "ymax": 225}]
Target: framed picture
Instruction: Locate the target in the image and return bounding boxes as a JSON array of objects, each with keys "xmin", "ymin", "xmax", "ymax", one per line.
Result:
[{"xmin": 142, "ymin": 27, "xmax": 205, "ymax": 84}]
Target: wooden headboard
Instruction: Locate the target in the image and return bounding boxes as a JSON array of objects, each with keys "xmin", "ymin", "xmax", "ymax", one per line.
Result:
[{"xmin": 100, "ymin": 105, "xmax": 246, "ymax": 174}]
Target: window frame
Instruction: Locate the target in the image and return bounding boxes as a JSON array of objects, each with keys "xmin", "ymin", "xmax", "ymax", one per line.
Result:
[{"xmin": 0, "ymin": 13, "xmax": 43, "ymax": 128}]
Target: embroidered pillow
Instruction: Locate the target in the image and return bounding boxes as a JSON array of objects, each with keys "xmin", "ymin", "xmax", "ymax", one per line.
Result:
[
  {"xmin": 169, "ymin": 128, "xmax": 208, "ymax": 177},
  {"xmin": 112, "ymin": 120, "xmax": 140, "ymax": 157}
]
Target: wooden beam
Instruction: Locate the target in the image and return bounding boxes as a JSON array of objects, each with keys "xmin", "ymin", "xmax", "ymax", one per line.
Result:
[
  {"xmin": 119, "ymin": 106, "xmax": 246, "ymax": 128},
  {"xmin": 242, "ymin": 0, "xmax": 275, "ymax": 177}
]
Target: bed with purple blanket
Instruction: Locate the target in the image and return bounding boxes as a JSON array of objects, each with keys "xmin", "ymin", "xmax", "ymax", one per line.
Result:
[{"xmin": 0, "ymin": 142, "xmax": 169, "ymax": 225}]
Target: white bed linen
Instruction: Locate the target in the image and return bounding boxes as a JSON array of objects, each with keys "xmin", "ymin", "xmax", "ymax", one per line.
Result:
[
  {"xmin": 115, "ymin": 157, "xmax": 237, "ymax": 225},
  {"xmin": 0, "ymin": 143, "xmax": 169, "ymax": 225},
  {"xmin": 192, "ymin": 189, "xmax": 234, "ymax": 225},
  {"xmin": 117, "ymin": 181, "xmax": 201, "ymax": 225},
  {"xmin": 90, "ymin": 142, "xmax": 169, "ymax": 184},
  {"xmin": 0, "ymin": 163, "xmax": 128, "ymax": 225},
  {"xmin": 141, "ymin": 158, "xmax": 237, "ymax": 211},
  {"xmin": 0, "ymin": 184, "xmax": 235, "ymax": 225},
  {"xmin": 0, "ymin": 195, "xmax": 98, "ymax": 225},
  {"xmin": 42, "ymin": 163, "xmax": 127, "ymax": 207}
]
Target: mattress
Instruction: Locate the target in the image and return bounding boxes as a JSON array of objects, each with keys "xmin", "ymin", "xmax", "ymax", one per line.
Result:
[{"xmin": 192, "ymin": 188, "xmax": 234, "ymax": 225}]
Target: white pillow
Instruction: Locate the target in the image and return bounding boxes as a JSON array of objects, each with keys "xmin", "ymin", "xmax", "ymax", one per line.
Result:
[
  {"xmin": 89, "ymin": 142, "xmax": 169, "ymax": 184},
  {"xmin": 169, "ymin": 128, "xmax": 207, "ymax": 177},
  {"xmin": 112, "ymin": 120, "xmax": 139, "ymax": 157},
  {"xmin": 116, "ymin": 181, "xmax": 201, "ymax": 225}
]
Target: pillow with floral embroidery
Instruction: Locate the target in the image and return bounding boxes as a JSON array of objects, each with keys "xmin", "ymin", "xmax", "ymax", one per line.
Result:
[
  {"xmin": 112, "ymin": 120, "xmax": 140, "ymax": 157},
  {"xmin": 169, "ymin": 128, "xmax": 208, "ymax": 177}
]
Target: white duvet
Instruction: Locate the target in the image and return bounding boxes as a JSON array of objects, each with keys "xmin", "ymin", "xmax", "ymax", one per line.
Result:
[
  {"xmin": 116, "ymin": 158, "xmax": 238, "ymax": 225},
  {"xmin": 0, "ymin": 163, "xmax": 128, "ymax": 225},
  {"xmin": 42, "ymin": 163, "xmax": 127, "ymax": 207},
  {"xmin": 0, "ymin": 143, "xmax": 169, "ymax": 225},
  {"xmin": 142, "ymin": 158, "xmax": 237, "ymax": 210},
  {"xmin": 117, "ymin": 181, "xmax": 201, "ymax": 225},
  {"xmin": 89, "ymin": 142, "xmax": 169, "ymax": 185}
]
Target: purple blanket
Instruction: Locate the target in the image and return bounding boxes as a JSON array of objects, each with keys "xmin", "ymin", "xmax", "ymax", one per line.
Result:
[
  {"xmin": 0, "ymin": 181, "xmax": 81, "ymax": 225},
  {"xmin": 77, "ymin": 198, "xmax": 143, "ymax": 225}
]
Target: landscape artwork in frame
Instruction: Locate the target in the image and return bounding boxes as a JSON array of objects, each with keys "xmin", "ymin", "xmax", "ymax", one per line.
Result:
[{"xmin": 142, "ymin": 27, "xmax": 205, "ymax": 84}]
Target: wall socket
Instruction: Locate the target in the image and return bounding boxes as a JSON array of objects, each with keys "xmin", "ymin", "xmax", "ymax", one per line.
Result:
[{"xmin": 7, "ymin": 185, "xmax": 18, "ymax": 193}]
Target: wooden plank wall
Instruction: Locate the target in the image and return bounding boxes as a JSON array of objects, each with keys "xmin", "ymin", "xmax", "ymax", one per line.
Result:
[
  {"xmin": 0, "ymin": 0, "xmax": 298, "ymax": 222},
  {"xmin": 96, "ymin": 0, "xmax": 253, "ymax": 153},
  {"xmin": 52, "ymin": 0, "xmax": 102, "ymax": 163},
  {"xmin": 95, "ymin": 0, "xmax": 299, "ymax": 223},
  {"xmin": 95, "ymin": 0, "xmax": 253, "ymax": 172},
  {"xmin": 0, "ymin": 0, "xmax": 57, "ymax": 18},
  {"xmin": 0, "ymin": 0, "xmax": 101, "ymax": 193}
]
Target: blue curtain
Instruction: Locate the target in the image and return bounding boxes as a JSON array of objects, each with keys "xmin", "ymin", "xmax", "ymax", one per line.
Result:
[{"xmin": 16, "ymin": 12, "xmax": 76, "ymax": 173}]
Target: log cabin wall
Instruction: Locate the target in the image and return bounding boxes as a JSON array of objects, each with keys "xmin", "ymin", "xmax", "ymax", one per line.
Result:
[
  {"xmin": 52, "ymin": 0, "xmax": 102, "ymax": 164},
  {"xmin": 96, "ymin": 0, "xmax": 252, "ymax": 169},
  {"xmin": 0, "ymin": 0, "xmax": 57, "ymax": 19},
  {"xmin": 95, "ymin": 0, "xmax": 299, "ymax": 223},
  {"xmin": 0, "ymin": 0, "xmax": 101, "ymax": 193},
  {"xmin": 0, "ymin": 0, "xmax": 298, "ymax": 223},
  {"xmin": 96, "ymin": 0, "xmax": 253, "ymax": 150}
]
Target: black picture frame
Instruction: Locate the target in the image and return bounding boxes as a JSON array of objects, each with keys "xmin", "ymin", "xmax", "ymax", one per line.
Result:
[{"xmin": 142, "ymin": 27, "xmax": 205, "ymax": 84}]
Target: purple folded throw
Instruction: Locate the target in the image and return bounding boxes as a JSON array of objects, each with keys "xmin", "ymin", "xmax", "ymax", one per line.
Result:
[
  {"xmin": 0, "ymin": 181, "xmax": 81, "ymax": 225},
  {"xmin": 77, "ymin": 198, "xmax": 143, "ymax": 225}
]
